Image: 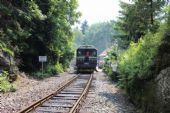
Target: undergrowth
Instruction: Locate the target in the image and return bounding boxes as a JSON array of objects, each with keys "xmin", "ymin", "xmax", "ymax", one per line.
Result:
[
  {"xmin": 118, "ymin": 23, "xmax": 167, "ymax": 95},
  {"xmin": 33, "ymin": 63, "xmax": 64, "ymax": 79},
  {"xmin": 0, "ymin": 41, "xmax": 14, "ymax": 56},
  {"xmin": 0, "ymin": 71, "xmax": 15, "ymax": 92}
]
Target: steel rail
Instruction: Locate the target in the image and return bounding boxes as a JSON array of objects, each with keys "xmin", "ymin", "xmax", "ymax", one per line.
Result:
[
  {"xmin": 69, "ymin": 74, "xmax": 93, "ymax": 113},
  {"xmin": 18, "ymin": 75, "xmax": 78, "ymax": 113}
]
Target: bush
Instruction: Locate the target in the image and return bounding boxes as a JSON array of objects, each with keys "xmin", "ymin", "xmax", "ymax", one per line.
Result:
[
  {"xmin": 0, "ymin": 71, "xmax": 15, "ymax": 92},
  {"xmin": 103, "ymin": 46, "xmax": 119, "ymax": 81},
  {"xmin": 32, "ymin": 63, "xmax": 64, "ymax": 79},
  {"xmin": 46, "ymin": 65, "xmax": 58, "ymax": 75},
  {"xmin": 46, "ymin": 63, "xmax": 64, "ymax": 76},
  {"xmin": 32, "ymin": 71, "xmax": 49, "ymax": 79},
  {"xmin": 103, "ymin": 64, "xmax": 112, "ymax": 76},
  {"xmin": 0, "ymin": 42, "xmax": 14, "ymax": 56},
  {"xmin": 118, "ymin": 24, "xmax": 166, "ymax": 93},
  {"xmin": 55, "ymin": 63, "xmax": 64, "ymax": 73}
]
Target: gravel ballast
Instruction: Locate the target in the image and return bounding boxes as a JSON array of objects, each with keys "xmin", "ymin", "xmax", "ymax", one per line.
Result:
[
  {"xmin": 80, "ymin": 72, "xmax": 139, "ymax": 113},
  {"xmin": 0, "ymin": 72, "xmax": 139, "ymax": 113},
  {"xmin": 0, "ymin": 73, "xmax": 75, "ymax": 113}
]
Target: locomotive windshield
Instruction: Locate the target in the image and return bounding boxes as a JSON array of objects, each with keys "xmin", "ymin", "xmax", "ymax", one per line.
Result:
[
  {"xmin": 76, "ymin": 45, "xmax": 98, "ymax": 73},
  {"xmin": 77, "ymin": 49, "xmax": 97, "ymax": 57}
]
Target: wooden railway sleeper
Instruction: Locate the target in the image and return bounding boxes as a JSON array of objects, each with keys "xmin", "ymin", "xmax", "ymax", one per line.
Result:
[
  {"xmin": 18, "ymin": 75, "xmax": 78, "ymax": 113},
  {"xmin": 69, "ymin": 74, "xmax": 93, "ymax": 113}
]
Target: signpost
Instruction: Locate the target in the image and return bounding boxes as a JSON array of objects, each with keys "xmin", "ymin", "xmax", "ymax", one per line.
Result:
[{"xmin": 39, "ymin": 56, "xmax": 47, "ymax": 75}]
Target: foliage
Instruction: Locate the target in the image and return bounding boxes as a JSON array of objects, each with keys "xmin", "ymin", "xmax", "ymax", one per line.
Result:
[
  {"xmin": 46, "ymin": 63, "xmax": 64, "ymax": 76},
  {"xmin": 0, "ymin": 42, "xmax": 14, "ymax": 56},
  {"xmin": 0, "ymin": 71, "xmax": 15, "ymax": 92},
  {"xmin": 116, "ymin": 0, "xmax": 166, "ymax": 42},
  {"xmin": 103, "ymin": 60, "xmax": 113, "ymax": 79},
  {"xmin": 81, "ymin": 20, "xmax": 88, "ymax": 34},
  {"xmin": 33, "ymin": 71, "xmax": 49, "ymax": 79},
  {"xmin": 116, "ymin": 0, "xmax": 170, "ymax": 88},
  {"xmin": 55, "ymin": 63, "xmax": 64, "ymax": 73},
  {"xmin": 0, "ymin": 0, "xmax": 80, "ymax": 78},
  {"xmin": 33, "ymin": 63, "xmax": 64, "ymax": 79},
  {"xmin": 151, "ymin": 6, "xmax": 170, "ymax": 74},
  {"xmin": 103, "ymin": 45, "xmax": 119, "ymax": 80},
  {"xmin": 74, "ymin": 21, "xmax": 117, "ymax": 54},
  {"xmin": 118, "ymin": 22, "xmax": 168, "ymax": 95},
  {"xmin": 116, "ymin": 5, "xmax": 170, "ymax": 112},
  {"xmin": 73, "ymin": 28, "xmax": 84, "ymax": 48},
  {"xmin": 46, "ymin": 65, "xmax": 58, "ymax": 75}
]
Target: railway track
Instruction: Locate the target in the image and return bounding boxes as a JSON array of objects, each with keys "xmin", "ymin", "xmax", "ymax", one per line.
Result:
[{"xmin": 18, "ymin": 74, "xmax": 93, "ymax": 113}]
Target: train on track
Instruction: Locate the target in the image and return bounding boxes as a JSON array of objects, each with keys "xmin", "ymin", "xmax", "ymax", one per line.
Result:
[{"xmin": 75, "ymin": 45, "xmax": 98, "ymax": 73}]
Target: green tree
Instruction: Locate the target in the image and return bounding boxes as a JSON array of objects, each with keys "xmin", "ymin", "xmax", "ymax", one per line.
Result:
[
  {"xmin": 73, "ymin": 27, "xmax": 84, "ymax": 48},
  {"xmin": 81, "ymin": 20, "xmax": 88, "ymax": 34},
  {"xmin": 0, "ymin": 0, "xmax": 80, "ymax": 75},
  {"xmin": 117, "ymin": 0, "xmax": 167, "ymax": 42},
  {"xmin": 74, "ymin": 21, "xmax": 117, "ymax": 54}
]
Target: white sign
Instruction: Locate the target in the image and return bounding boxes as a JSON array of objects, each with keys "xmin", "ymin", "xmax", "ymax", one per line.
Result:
[{"xmin": 39, "ymin": 56, "xmax": 47, "ymax": 62}]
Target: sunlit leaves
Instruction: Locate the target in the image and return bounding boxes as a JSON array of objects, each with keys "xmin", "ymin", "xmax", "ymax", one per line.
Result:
[
  {"xmin": 27, "ymin": 0, "xmax": 46, "ymax": 20},
  {"xmin": 118, "ymin": 23, "xmax": 166, "ymax": 90}
]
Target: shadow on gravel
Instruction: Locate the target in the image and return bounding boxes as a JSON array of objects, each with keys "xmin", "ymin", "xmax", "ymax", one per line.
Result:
[{"xmin": 98, "ymin": 92, "xmax": 138, "ymax": 113}]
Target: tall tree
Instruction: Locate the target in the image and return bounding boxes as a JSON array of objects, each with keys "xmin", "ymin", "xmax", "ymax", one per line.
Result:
[
  {"xmin": 117, "ymin": 0, "xmax": 167, "ymax": 42},
  {"xmin": 134, "ymin": 0, "xmax": 167, "ymax": 24},
  {"xmin": 81, "ymin": 20, "xmax": 88, "ymax": 34}
]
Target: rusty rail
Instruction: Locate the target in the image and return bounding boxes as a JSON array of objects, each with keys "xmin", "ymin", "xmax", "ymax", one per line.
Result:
[
  {"xmin": 69, "ymin": 74, "xmax": 93, "ymax": 113},
  {"xmin": 18, "ymin": 75, "xmax": 78, "ymax": 113}
]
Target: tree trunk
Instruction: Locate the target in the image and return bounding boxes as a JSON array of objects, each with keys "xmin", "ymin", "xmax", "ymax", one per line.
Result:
[{"xmin": 150, "ymin": 0, "xmax": 154, "ymax": 24}]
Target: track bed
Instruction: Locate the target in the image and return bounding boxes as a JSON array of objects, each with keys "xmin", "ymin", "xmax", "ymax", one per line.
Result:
[{"xmin": 18, "ymin": 74, "xmax": 93, "ymax": 113}]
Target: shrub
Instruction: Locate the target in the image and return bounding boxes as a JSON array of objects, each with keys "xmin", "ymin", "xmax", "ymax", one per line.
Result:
[
  {"xmin": 46, "ymin": 65, "xmax": 58, "ymax": 75},
  {"xmin": 118, "ymin": 24, "xmax": 167, "ymax": 94},
  {"xmin": 46, "ymin": 63, "xmax": 64, "ymax": 76},
  {"xmin": 32, "ymin": 63, "xmax": 64, "ymax": 79},
  {"xmin": 103, "ymin": 63, "xmax": 112, "ymax": 76},
  {"xmin": 0, "ymin": 42, "xmax": 14, "ymax": 56},
  {"xmin": 103, "ymin": 46, "xmax": 119, "ymax": 81},
  {"xmin": 55, "ymin": 63, "xmax": 64, "ymax": 73},
  {"xmin": 32, "ymin": 71, "xmax": 49, "ymax": 79},
  {"xmin": 0, "ymin": 71, "xmax": 15, "ymax": 92}
]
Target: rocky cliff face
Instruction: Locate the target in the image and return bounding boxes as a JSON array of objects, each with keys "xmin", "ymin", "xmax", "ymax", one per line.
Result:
[
  {"xmin": 155, "ymin": 67, "xmax": 170, "ymax": 113},
  {"xmin": 0, "ymin": 49, "xmax": 18, "ymax": 81},
  {"xmin": 153, "ymin": 32, "xmax": 170, "ymax": 113},
  {"xmin": 139, "ymin": 67, "xmax": 170, "ymax": 113},
  {"xmin": 0, "ymin": 50, "xmax": 10, "ymax": 69}
]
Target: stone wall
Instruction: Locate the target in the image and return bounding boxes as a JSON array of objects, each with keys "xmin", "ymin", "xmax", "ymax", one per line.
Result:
[
  {"xmin": 135, "ymin": 67, "xmax": 170, "ymax": 113},
  {"xmin": 155, "ymin": 67, "xmax": 170, "ymax": 113}
]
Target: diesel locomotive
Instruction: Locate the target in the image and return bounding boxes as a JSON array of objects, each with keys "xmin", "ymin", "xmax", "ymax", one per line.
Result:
[{"xmin": 75, "ymin": 45, "xmax": 98, "ymax": 73}]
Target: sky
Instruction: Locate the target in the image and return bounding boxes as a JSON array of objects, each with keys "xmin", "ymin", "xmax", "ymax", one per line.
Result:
[{"xmin": 77, "ymin": 0, "xmax": 130, "ymax": 25}]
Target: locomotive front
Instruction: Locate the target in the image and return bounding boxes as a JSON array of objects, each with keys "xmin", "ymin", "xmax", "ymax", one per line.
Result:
[{"xmin": 76, "ymin": 45, "xmax": 97, "ymax": 73}]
